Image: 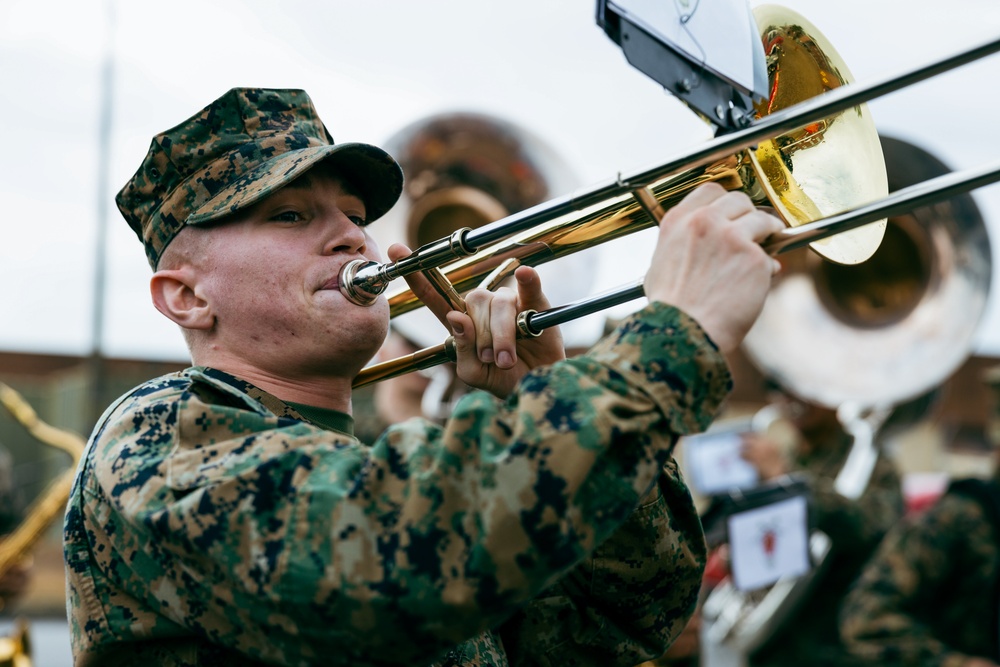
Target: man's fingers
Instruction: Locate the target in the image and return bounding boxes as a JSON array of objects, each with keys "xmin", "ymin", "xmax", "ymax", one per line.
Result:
[
  {"xmin": 667, "ymin": 185, "xmax": 786, "ymax": 240},
  {"xmin": 738, "ymin": 210, "xmax": 786, "ymax": 276},
  {"xmin": 464, "ymin": 287, "xmax": 521, "ymax": 369},
  {"xmin": 663, "ymin": 181, "xmax": 729, "ymax": 221},
  {"xmin": 708, "ymin": 189, "xmax": 759, "ymax": 221},
  {"xmin": 513, "ymin": 266, "xmax": 551, "ymax": 311},
  {"xmin": 698, "ymin": 191, "xmax": 786, "ymax": 244},
  {"xmin": 446, "ymin": 310, "xmax": 475, "ymax": 359},
  {"xmin": 740, "ymin": 209, "xmax": 786, "ymax": 243},
  {"xmin": 488, "ymin": 291, "xmax": 518, "ymax": 368},
  {"xmin": 464, "ymin": 289, "xmax": 497, "ymax": 363}
]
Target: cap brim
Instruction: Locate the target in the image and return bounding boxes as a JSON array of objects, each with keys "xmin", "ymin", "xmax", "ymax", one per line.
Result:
[{"xmin": 187, "ymin": 142, "xmax": 403, "ymax": 226}]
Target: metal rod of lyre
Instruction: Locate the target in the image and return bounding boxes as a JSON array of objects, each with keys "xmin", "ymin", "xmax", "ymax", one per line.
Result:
[
  {"xmin": 344, "ymin": 34, "xmax": 1000, "ymax": 298},
  {"xmin": 352, "ymin": 160, "xmax": 1000, "ymax": 389}
]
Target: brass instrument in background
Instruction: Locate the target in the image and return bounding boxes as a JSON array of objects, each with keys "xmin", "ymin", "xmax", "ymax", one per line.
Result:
[
  {"xmin": 0, "ymin": 618, "xmax": 29, "ymax": 667},
  {"xmin": 698, "ymin": 132, "xmax": 992, "ymax": 658},
  {"xmin": 371, "ymin": 112, "xmax": 579, "ymax": 256},
  {"xmin": 363, "ymin": 112, "xmax": 605, "ymax": 420},
  {"xmin": 347, "ymin": 5, "xmax": 1000, "ymax": 388},
  {"xmin": 0, "ymin": 383, "xmax": 87, "ymax": 667},
  {"xmin": 367, "ymin": 110, "xmax": 592, "ymax": 338}
]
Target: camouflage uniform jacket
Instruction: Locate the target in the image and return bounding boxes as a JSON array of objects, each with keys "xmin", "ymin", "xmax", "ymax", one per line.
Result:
[
  {"xmin": 839, "ymin": 477, "xmax": 1000, "ymax": 667},
  {"xmin": 793, "ymin": 431, "xmax": 904, "ymax": 553},
  {"xmin": 64, "ymin": 303, "xmax": 731, "ymax": 667}
]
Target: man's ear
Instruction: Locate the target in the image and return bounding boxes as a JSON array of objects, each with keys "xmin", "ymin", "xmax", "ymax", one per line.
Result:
[{"xmin": 150, "ymin": 269, "xmax": 214, "ymax": 331}]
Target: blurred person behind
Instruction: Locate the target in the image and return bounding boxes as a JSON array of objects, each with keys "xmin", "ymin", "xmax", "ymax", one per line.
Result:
[
  {"xmin": 691, "ymin": 130, "xmax": 991, "ymax": 667},
  {"xmin": 635, "ymin": 392, "xmax": 906, "ymax": 667},
  {"xmin": 838, "ymin": 368, "xmax": 1000, "ymax": 667},
  {"xmin": 739, "ymin": 393, "xmax": 906, "ymax": 667}
]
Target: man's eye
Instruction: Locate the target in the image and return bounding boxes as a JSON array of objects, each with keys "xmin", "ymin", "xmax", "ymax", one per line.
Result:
[
  {"xmin": 272, "ymin": 211, "xmax": 302, "ymax": 223},
  {"xmin": 349, "ymin": 215, "xmax": 368, "ymax": 227}
]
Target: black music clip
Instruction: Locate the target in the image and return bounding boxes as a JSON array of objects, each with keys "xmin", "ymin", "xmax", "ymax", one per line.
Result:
[{"xmin": 596, "ymin": 0, "xmax": 766, "ymax": 134}]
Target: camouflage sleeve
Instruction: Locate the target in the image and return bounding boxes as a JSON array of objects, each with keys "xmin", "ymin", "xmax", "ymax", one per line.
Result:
[
  {"xmin": 497, "ymin": 458, "xmax": 706, "ymax": 667},
  {"xmin": 81, "ymin": 302, "xmax": 729, "ymax": 665},
  {"xmin": 807, "ymin": 453, "xmax": 904, "ymax": 551},
  {"xmin": 839, "ymin": 494, "xmax": 991, "ymax": 667}
]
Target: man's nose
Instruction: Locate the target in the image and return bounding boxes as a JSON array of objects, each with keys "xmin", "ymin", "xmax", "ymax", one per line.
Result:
[{"xmin": 323, "ymin": 212, "xmax": 368, "ymax": 255}]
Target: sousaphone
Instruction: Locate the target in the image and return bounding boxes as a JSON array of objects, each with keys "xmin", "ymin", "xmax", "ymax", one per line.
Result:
[{"xmin": 699, "ymin": 131, "xmax": 992, "ymax": 657}]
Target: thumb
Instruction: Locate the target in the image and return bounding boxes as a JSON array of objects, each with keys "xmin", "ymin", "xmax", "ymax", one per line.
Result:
[
  {"xmin": 446, "ymin": 311, "xmax": 475, "ymax": 359},
  {"xmin": 446, "ymin": 310, "xmax": 487, "ymax": 384},
  {"xmin": 514, "ymin": 266, "xmax": 551, "ymax": 311}
]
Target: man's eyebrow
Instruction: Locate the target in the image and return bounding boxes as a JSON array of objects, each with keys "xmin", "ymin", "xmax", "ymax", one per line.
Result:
[
  {"xmin": 283, "ymin": 174, "xmax": 315, "ymax": 191},
  {"xmin": 285, "ymin": 170, "xmax": 364, "ymax": 200}
]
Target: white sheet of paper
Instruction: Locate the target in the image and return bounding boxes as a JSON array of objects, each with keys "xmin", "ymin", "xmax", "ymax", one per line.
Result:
[
  {"xmin": 683, "ymin": 431, "xmax": 759, "ymax": 495},
  {"xmin": 609, "ymin": 0, "xmax": 768, "ymax": 97},
  {"xmin": 727, "ymin": 495, "xmax": 810, "ymax": 591}
]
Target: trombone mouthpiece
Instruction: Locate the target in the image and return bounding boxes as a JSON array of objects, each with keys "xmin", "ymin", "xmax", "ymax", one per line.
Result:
[{"xmin": 339, "ymin": 259, "xmax": 388, "ymax": 306}]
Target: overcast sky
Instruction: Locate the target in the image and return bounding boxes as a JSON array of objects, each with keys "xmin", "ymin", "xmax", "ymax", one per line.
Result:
[{"xmin": 2, "ymin": 0, "xmax": 1000, "ymax": 364}]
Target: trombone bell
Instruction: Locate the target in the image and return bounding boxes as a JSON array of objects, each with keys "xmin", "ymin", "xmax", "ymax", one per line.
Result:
[
  {"xmin": 748, "ymin": 5, "xmax": 887, "ymax": 265},
  {"xmin": 743, "ymin": 134, "xmax": 992, "ymax": 410}
]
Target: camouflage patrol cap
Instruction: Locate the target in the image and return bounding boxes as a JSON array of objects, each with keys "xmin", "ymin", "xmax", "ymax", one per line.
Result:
[{"xmin": 116, "ymin": 88, "xmax": 404, "ymax": 269}]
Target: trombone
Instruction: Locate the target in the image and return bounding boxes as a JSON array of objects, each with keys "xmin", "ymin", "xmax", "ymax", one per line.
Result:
[
  {"xmin": 351, "ymin": 163, "xmax": 1000, "ymax": 389},
  {"xmin": 346, "ymin": 10, "xmax": 1000, "ymax": 388}
]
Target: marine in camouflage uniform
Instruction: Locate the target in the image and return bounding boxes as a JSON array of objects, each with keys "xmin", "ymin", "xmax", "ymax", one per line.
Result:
[
  {"xmin": 65, "ymin": 308, "xmax": 726, "ymax": 666},
  {"xmin": 687, "ymin": 404, "xmax": 904, "ymax": 667},
  {"xmin": 838, "ymin": 475, "xmax": 1000, "ymax": 666},
  {"xmin": 62, "ymin": 87, "xmax": 771, "ymax": 666},
  {"xmin": 747, "ymin": 424, "xmax": 905, "ymax": 667}
]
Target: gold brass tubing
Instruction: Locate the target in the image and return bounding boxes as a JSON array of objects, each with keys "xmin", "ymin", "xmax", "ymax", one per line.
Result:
[
  {"xmin": 424, "ymin": 267, "xmax": 468, "ymax": 314},
  {"xmin": 353, "ymin": 339, "xmax": 457, "ymax": 389},
  {"xmin": 357, "ymin": 155, "xmax": 1000, "ymax": 390},
  {"xmin": 421, "ymin": 257, "xmax": 525, "ymax": 316},
  {"xmin": 384, "ymin": 156, "xmax": 744, "ymax": 319},
  {"xmin": 478, "ymin": 258, "xmax": 522, "ymax": 291},
  {"xmin": 353, "ymin": 259, "xmax": 530, "ymax": 389},
  {"xmin": 353, "ymin": 306, "xmax": 546, "ymax": 389}
]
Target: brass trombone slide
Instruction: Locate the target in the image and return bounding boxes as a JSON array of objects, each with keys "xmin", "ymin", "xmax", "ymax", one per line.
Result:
[
  {"xmin": 340, "ymin": 33, "xmax": 1000, "ymax": 311},
  {"xmin": 352, "ymin": 159, "xmax": 1000, "ymax": 389}
]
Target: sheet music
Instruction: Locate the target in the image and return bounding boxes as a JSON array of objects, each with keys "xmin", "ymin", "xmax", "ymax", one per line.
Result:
[
  {"xmin": 727, "ymin": 495, "xmax": 810, "ymax": 591},
  {"xmin": 683, "ymin": 431, "xmax": 759, "ymax": 496}
]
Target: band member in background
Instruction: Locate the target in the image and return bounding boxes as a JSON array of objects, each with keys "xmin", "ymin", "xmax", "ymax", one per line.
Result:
[
  {"xmin": 739, "ymin": 394, "xmax": 905, "ymax": 667},
  {"xmin": 63, "ymin": 87, "xmax": 782, "ymax": 666},
  {"xmin": 839, "ymin": 372, "xmax": 1000, "ymax": 667},
  {"xmin": 645, "ymin": 394, "xmax": 905, "ymax": 667}
]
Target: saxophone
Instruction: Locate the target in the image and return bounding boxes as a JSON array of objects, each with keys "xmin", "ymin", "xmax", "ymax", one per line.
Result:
[{"xmin": 0, "ymin": 382, "xmax": 86, "ymax": 666}]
